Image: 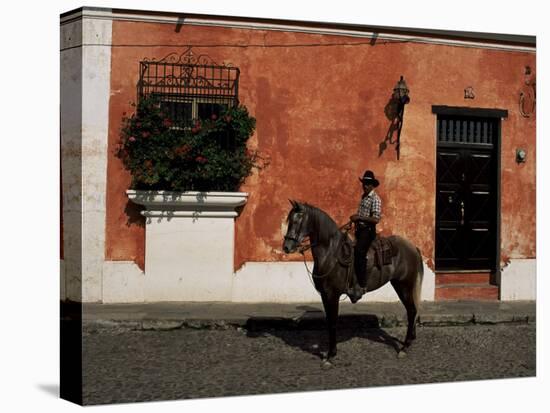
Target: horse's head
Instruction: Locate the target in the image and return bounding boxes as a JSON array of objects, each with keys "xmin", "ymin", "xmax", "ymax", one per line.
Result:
[{"xmin": 283, "ymin": 200, "xmax": 310, "ymax": 254}]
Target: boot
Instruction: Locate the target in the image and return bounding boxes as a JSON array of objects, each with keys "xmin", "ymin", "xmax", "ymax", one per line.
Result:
[
  {"xmin": 348, "ymin": 257, "xmax": 368, "ymax": 304},
  {"xmin": 347, "ymin": 284, "xmax": 365, "ymax": 304}
]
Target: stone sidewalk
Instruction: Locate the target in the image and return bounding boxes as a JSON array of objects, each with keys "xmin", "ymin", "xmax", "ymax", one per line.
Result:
[{"xmin": 75, "ymin": 300, "xmax": 536, "ymax": 331}]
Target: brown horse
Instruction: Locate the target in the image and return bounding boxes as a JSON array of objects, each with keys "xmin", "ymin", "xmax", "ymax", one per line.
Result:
[{"xmin": 283, "ymin": 200, "xmax": 423, "ymax": 365}]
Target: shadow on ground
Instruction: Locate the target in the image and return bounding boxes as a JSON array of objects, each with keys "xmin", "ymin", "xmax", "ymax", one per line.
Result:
[
  {"xmin": 245, "ymin": 306, "xmax": 404, "ymax": 359},
  {"xmin": 37, "ymin": 384, "xmax": 59, "ymax": 398}
]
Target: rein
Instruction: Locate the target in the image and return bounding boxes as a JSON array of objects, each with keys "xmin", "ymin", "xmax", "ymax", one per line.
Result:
[
  {"xmin": 299, "ymin": 221, "xmax": 353, "ymax": 281},
  {"xmin": 298, "ymin": 221, "xmax": 351, "ymax": 255}
]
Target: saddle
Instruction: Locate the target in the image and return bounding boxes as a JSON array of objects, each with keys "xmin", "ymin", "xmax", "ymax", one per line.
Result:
[
  {"xmin": 347, "ymin": 235, "xmax": 397, "ymax": 296},
  {"xmin": 367, "ymin": 236, "xmax": 397, "ymax": 270}
]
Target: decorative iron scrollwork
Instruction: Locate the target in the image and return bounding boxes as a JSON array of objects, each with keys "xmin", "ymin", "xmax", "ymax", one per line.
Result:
[
  {"xmin": 519, "ymin": 65, "xmax": 536, "ymax": 118},
  {"xmin": 138, "ymin": 46, "xmax": 240, "ymax": 104},
  {"xmin": 140, "ymin": 73, "xmax": 233, "ymax": 91},
  {"xmin": 142, "ymin": 46, "xmax": 235, "ymax": 68}
]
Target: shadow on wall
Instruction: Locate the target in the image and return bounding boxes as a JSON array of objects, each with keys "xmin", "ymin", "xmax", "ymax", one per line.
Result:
[
  {"xmin": 124, "ymin": 200, "xmax": 145, "ymax": 228},
  {"xmin": 378, "ymin": 95, "xmax": 404, "ymax": 158}
]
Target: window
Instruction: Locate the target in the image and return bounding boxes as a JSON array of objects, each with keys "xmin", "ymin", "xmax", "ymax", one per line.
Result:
[
  {"xmin": 197, "ymin": 101, "xmax": 229, "ymax": 120},
  {"xmin": 138, "ymin": 48, "xmax": 239, "ymax": 128},
  {"xmin": 157, "ymin": 98, "xmax": 229, "ymax": 127},
  {"xmin": 159, "ymin": 97, "xmax": 193, "ymax": 126}
]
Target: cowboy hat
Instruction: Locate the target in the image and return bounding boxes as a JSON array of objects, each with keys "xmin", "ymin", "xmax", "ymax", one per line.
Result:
[{"xmin": 359, "ymin": 170, "xmax": 379, "ymax": 187}]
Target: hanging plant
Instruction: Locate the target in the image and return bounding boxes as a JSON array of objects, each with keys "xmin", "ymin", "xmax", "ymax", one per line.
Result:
[{"xmin": 118, "ymin": 95, "xmax": 259, "ymax": 192}]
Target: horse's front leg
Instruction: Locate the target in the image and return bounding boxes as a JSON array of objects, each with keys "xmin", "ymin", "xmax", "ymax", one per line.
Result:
[{"xmin": 321, "ymin": 291, "xmax": 340, "ymax": 363}]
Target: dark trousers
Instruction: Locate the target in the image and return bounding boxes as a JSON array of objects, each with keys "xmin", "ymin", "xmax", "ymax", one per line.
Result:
[{"xmin": 354, "ymin": 225, "xmax": 376, "ymax": 288}]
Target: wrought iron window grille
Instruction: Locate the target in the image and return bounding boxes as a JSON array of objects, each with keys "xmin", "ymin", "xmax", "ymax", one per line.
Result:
[
  {"xmin": 437, "ymin": 116, "xmax": 496, "ymax": 146},
  {"xmin": 137, "ymin": 47, "xmax": 240, "ymax": 128}
]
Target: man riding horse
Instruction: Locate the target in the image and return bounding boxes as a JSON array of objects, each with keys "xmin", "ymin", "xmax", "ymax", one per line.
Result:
[
  {"xmin": 283, "ymin": 191, "xmax": 423, "ymax": 362},
  {"xmin": 347, "ymin": 170, "xmax": 381, "ymax": 303}
]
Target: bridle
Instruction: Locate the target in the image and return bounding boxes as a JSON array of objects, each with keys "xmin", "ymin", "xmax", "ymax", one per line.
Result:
[
  {"xmin": 285, "ymin": 209, "xmax": 352, "ymax": 253},
  {"xmin": 284, "ymin": 210, "xmax": 309, "ymax": 251}
]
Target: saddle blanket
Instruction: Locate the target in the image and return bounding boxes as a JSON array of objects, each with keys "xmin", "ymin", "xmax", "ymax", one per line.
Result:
[{"xmin": 368, "ymin": 236, "xmax": 396, "ymax": 269}]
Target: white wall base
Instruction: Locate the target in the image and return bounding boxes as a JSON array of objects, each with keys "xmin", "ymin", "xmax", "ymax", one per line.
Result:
[
  {"xmin": 144, "ymin": 217, "xmax": 235, "ymax": 301},
  {"xmin": 103, "ymin": 261, "xmax": 145, "ymax": 303},
  {"xmin": 233, "ymin": 262, "xmax": 321, "ymax": 303},
  {"xmin": 500, "ymin": 258, "xmax": 536, "ymax": 301},
  {"xmin": 95, "ymin": 259, "xmax": 436, "ymax": 304},
  {"xmin": 232, "ymin": 260, "xmax": 435, "ymax": 303},
  {"xmin": 421, "ymin": 262, "xmax": 436, "ymax": 301},
  {"xmin": 127, "ymin": 191, "xmax": 249, "ymax": 302}
]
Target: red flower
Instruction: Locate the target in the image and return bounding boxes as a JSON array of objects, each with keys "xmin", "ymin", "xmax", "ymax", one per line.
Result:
[
  {"xmin": 163, "ymin": 118, "xmax": 173, "ymax": 127},
  {"xmin": 174, "ymin": 144, "xmax": 191, "ymax": 156},
  {"xmin": 142, "ymin": 131, "xmax": 151, "ymax": 138},
  {"xmin": 128, "ymin": 136, "xmax": 136, "ymax": 142},
  {"xmin": 195, "ymin": 156, "xmax": 208, "ymax": 164},
  {"xmin": 211, "ymin": 114, "xmax": 218, "ymax": 120}
]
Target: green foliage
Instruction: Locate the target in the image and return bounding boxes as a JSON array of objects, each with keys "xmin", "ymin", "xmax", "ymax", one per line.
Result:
[{"xmin": 118, "ymin": 96, "xmax": 258, "ymax": 192}]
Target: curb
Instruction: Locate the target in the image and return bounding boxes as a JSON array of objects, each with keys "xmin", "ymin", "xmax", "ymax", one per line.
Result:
[{"xmin": 81, "ymin": 312, "xmax": 535, "ymax": 332}]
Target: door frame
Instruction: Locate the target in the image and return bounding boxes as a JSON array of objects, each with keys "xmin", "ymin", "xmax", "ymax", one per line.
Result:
[{"xmin": 432, "ymin": 106, "xmax": 508, "ymax": 277}]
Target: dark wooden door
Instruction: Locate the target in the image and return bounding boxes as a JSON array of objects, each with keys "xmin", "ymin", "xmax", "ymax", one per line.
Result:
[{"xmin": 435, "ymin": 116, "xmax": 498, "ymax": 270}]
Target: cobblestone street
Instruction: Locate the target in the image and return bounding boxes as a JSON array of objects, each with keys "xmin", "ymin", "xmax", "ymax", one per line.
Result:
[{"xmin": 82, "ymin": 323, "xmax": 535, "ymax": 405}]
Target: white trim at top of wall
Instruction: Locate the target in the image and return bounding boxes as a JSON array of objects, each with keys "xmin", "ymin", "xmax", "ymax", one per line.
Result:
[{"xmin": 60, "ymin": 8, "xmax": 535, "ymax": 54}]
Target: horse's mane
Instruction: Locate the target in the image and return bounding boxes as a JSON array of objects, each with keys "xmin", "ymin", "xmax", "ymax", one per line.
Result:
[{"xmin": 300, "ymin": 203, "xmax": 341, "ymax": 245}]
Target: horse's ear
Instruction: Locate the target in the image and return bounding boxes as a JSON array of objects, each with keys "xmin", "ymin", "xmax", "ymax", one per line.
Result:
[{"xmin": 289, "ymin": 199, "xmax": 297, "ymax": 208}]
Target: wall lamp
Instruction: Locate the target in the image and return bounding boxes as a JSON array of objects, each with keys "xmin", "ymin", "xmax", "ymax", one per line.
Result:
[{"xmin": 393, "ymin": 75, "xmax": 410, "ymax": 106}]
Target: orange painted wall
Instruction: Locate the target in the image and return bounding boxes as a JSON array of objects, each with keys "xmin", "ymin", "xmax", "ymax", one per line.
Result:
[{"xmin": 105, "ymin": 21, "xmax": 536, "ymax": 271}]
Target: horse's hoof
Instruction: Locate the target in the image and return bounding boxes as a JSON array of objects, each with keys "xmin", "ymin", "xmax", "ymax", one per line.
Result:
[
  {"xmin": 397, "ymin": 350, "xmax": 407, "ymax": 359},
  {"xmin": 321, "ymin": 359, "xmax": 334, "ymax": 369}
]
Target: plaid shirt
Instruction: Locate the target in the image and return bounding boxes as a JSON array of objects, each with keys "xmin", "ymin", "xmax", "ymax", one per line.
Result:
[{"xmin": 357, "ymin": 189, "xmax": 382, "ymax": 221}]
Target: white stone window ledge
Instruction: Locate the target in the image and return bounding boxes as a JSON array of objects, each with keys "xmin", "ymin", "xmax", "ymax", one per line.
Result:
[{"xmin": 126, "ymin": 190, "xmax": 248, "ymax": 218}]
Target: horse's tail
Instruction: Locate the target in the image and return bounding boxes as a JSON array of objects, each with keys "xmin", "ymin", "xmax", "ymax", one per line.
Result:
[{"xmin": 413, "ymin": 247, "xmax": 424, "ymax": 306}]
